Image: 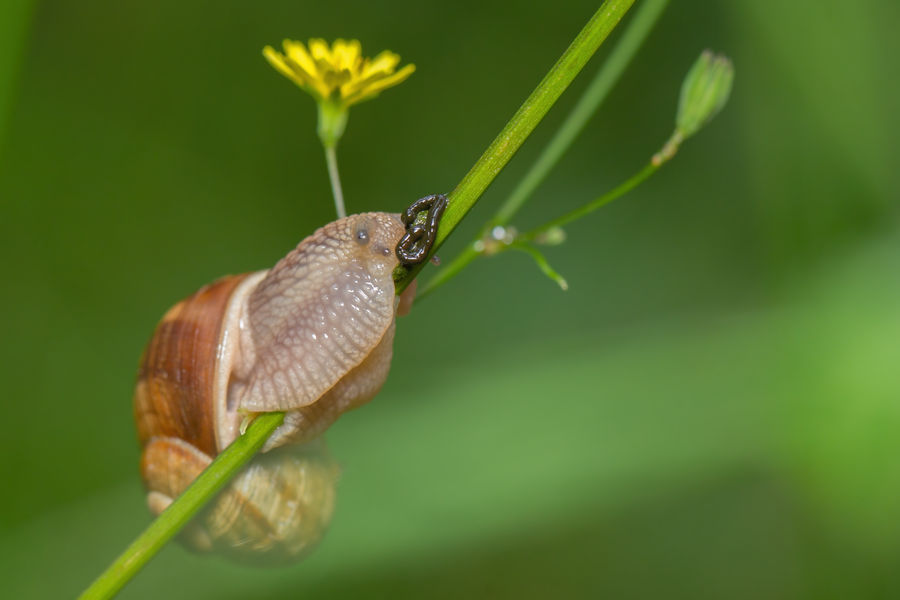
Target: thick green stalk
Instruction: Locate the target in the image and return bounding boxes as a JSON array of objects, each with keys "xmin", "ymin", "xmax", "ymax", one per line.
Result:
[
  {"xmin": 395, "ymin": 0, "xmax": 635, "ymax": 292},
  {"xmin": 78, "ymin": 412, "xmax": 285, "ymax": 600},
  {"xmin": 418, "ymin": 0, "xmax": 667, "ymax": 299}
]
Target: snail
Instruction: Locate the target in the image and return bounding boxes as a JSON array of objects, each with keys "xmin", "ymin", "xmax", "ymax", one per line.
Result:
[{"xmin": 133, "ymin": 208, "xmax": 430, "ymax": 563}]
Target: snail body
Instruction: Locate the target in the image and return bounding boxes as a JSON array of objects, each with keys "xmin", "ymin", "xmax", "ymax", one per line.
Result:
[{"xmin": 134, "ymin": 212, "xmax": 412, "ymax": 562}]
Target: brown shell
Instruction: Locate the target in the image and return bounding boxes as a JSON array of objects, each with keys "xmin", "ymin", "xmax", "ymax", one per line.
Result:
[
  {"xmin": 141, "ymin": 436, "xmax": 338, "ymax": 563},
  {"xmin": 194, "ymin": 441, "xmax": 338, "ymax": 563},
  {"xmin": 133, "ymin": 273, "xmax": 340, "ymax": 563},
  {"xmin": 134, "ymin": 274, "xmax": 251, "ymax": 457}
]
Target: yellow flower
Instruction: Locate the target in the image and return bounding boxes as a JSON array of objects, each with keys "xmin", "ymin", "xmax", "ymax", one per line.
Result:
[
  {"xmin": 262, "ymin": 38, "xmax": 416, "ymax": 216},
  {"xmin": 263, "ymin": 38, "xmax": 416, "ymax": 108}
]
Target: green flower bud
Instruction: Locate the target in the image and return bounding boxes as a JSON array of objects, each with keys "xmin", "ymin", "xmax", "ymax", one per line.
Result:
[
  {"xmin": 535, "ymin": 226, "xmax": 567, "ymax": 246},
  {"xmin": 676, "ymin": 50, "xmax": 734, "ymax": 139}
]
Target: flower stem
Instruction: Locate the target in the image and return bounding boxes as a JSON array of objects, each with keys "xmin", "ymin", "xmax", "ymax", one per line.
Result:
[
  {"xmin": 521, "ymin": 161, "xmax": 659, "ymax": 242},
  {"xmin": 417, "ymin": 0, "xmax": 667, "ymax": 300},
  {"xmin": 510, "ymin": 242, "xmax": 569, "ymax": 290},
  {"xmin": 324, "ymin": 144, "xmax": 347, "ymax": 219},
  {"xmin": 495, "ymin": 0, "xmax": 668, "ymax": 226},
  {"xmin": 78, "ymin": 412, "xmax": 285, "ymax": 600},
  {"xmin": 394, "ymin": 0, "xmax": 636, "ymax": 293},
  {"xmin": 428, "ymin": 160, "xmax": 661, "ymax": 299}
]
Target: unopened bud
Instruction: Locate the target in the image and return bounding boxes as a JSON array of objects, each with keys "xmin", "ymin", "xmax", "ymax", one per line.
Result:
[{"xmin": 676, "ymin": 50, "xmax": 734, "ymax": 139}]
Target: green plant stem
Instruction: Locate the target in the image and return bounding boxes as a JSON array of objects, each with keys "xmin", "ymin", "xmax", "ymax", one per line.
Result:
[
  {"xmin": 78, "ymin": 412, "xmax": 286, "ymax": 600},
  {"xmin": 324, "ymin": 145, "xmax": 347, "ymax": 218},
  {"xmin": 495, "ymin": 0, "xmax": 667, "ymax": 225},
  {"xmin": 510, "ymin": 242, "xmax": 569, "ymax": 290},
  {"xmin": 418, "ymin": 0, "xmax": 666, "ymax": 300},
  {"xmin": 421, "ymin": 243, "xmax": 480, "ymax": 298},
  {"xmin": 432, "ymin": 160, "xmax": 662, "ymax": 297},
  {"xmin": 395, "ymin": 0, "xmax": 636, "ymax": 293},
  {"xmin": 521, "ymin": 161, "xmax": 658, "ymax": 242},
  {"xmin": 0, "ymin": 0, "xmax": 35, "ymax": 162}
]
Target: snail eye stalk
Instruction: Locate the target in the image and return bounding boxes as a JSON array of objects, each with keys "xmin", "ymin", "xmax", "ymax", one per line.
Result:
[{"xmin": 396, "ymin": 193, "xmax": 448, "ymax": 265}]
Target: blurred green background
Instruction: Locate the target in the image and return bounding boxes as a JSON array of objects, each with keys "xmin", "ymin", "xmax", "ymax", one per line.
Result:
[{"xmin": 2, "ymin": 0, "xmax": 899, "ymax": 597}]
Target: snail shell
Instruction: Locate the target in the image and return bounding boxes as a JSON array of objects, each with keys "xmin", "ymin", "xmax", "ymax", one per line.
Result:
[{"xmin": 134, "ymin": 212, "xmax": 412, "ymax": 562}]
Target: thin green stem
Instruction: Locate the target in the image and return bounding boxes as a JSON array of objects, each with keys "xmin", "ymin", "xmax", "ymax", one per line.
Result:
[
  {"xmin": 417, "ymin": 0, "xmax": 666, "ymax": 300},
  {"xmin": 521, "ymin": 161, "xmax": 658, "ymax": 242},
  {"xmin": 324, "ymin": 145, "xmax": 347, "ymax": 219},
  {"xmin": 510, "ymin": 242, "xmax": 569, "ymax": 290},
  {"xmin": 449, "ymin": 160, "xmax": 663, "ymax": 292},
  {"xmin": 420, "ymin": 243, "xmax": 480, "ymax": 298},
  {"xmin": 495, "ymin": 0, "xmax": 668, "ymax": 226},
  {"xmin": 78, "ymin": 412, "xmax": 286, "ymax": 600},
  {"xmin": 0, "ymin": 0, "xmax": 35, "ymax": 163},
  {"xmin": 395, "ymin": 0, "xmax": 636, "ymax": 293}
]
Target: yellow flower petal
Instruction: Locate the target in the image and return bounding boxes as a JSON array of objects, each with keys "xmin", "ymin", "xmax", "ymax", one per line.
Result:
[
  {"xmin": 342, "ymin": 56, "xmax": 404, "ymax": 97},
  {"xmin": 362, "ymin": 50, "xmax": 401, "ymax": 78},
  {"xmin": 308, "ymin": 38, "xmax": 332, "ymax": 63},
  {"xmin": 282, "ymin": 39, "xmax": 318, "ymax": 81},
  {"xmin": 332, "ymin": 39, "xmax": 362, "ymax": 72},
  {"xmin": 263, "ymin": 38, "xmax": 414, "ymax": 109},
  {"xmin": 263, "ymin": 46, "xmax": 298, "ymax": 82},
  {"xmin": 344, "ymin": 63, "xmax": 416, "ymax": 106},
  {"xmin": 264, "ymin": 44, "xmax": 327, "ymax": 98}
]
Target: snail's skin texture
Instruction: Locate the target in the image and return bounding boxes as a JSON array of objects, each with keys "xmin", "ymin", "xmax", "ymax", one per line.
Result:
[
  {"xmin": 134, "ymin": 212, "xmax": 410, "ymax": 563},
  {"xmin": 233, "ymin": 212, "xmax": 409, "ymax": 446}
]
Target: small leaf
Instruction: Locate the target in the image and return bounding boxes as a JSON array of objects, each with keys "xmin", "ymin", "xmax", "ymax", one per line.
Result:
[{"xmin": 511, "ymin": 243, "xmax": 569, "ymax": 291}]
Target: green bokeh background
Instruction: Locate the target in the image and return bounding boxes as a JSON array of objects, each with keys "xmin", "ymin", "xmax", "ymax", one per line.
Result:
[{"xmin": 2, "ymin": 0, "xmax": 899, "ymax": 597}]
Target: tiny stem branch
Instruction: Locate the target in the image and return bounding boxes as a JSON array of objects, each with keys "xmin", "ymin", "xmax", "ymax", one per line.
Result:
[
  {"xmin": 395, "ymin": 0, "xmax": 636, "ymax": 292},
  {"xmin": 510, "ymin": 242, "xmax": 569, "ymax": 290},
  {"xmin": 420, "ymin": 243, "xmax": 481, "ymax": 298},
  {"xmin": 78, "ymin": 412, "xmax": 286, "ymax": 600},
  {"xmin": 494, "ymin": 0, "xmax": 668, "ymax": 226},
  {"xmin": 521, "ymin": 161, "xmax": 658, "ymax": 242},
  {"xmin": 324, "ymin": 145, "xmax": 347, "ymax": 219},
  {"xmin": 418, "ymin": 0, "xmax": 666, "ymax": 299}
]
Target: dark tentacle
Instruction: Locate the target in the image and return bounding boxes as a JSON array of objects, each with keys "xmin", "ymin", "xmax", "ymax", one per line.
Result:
[{"xmin": 396, "ymin": 194, "xmax": 448, "ymax": 266}]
